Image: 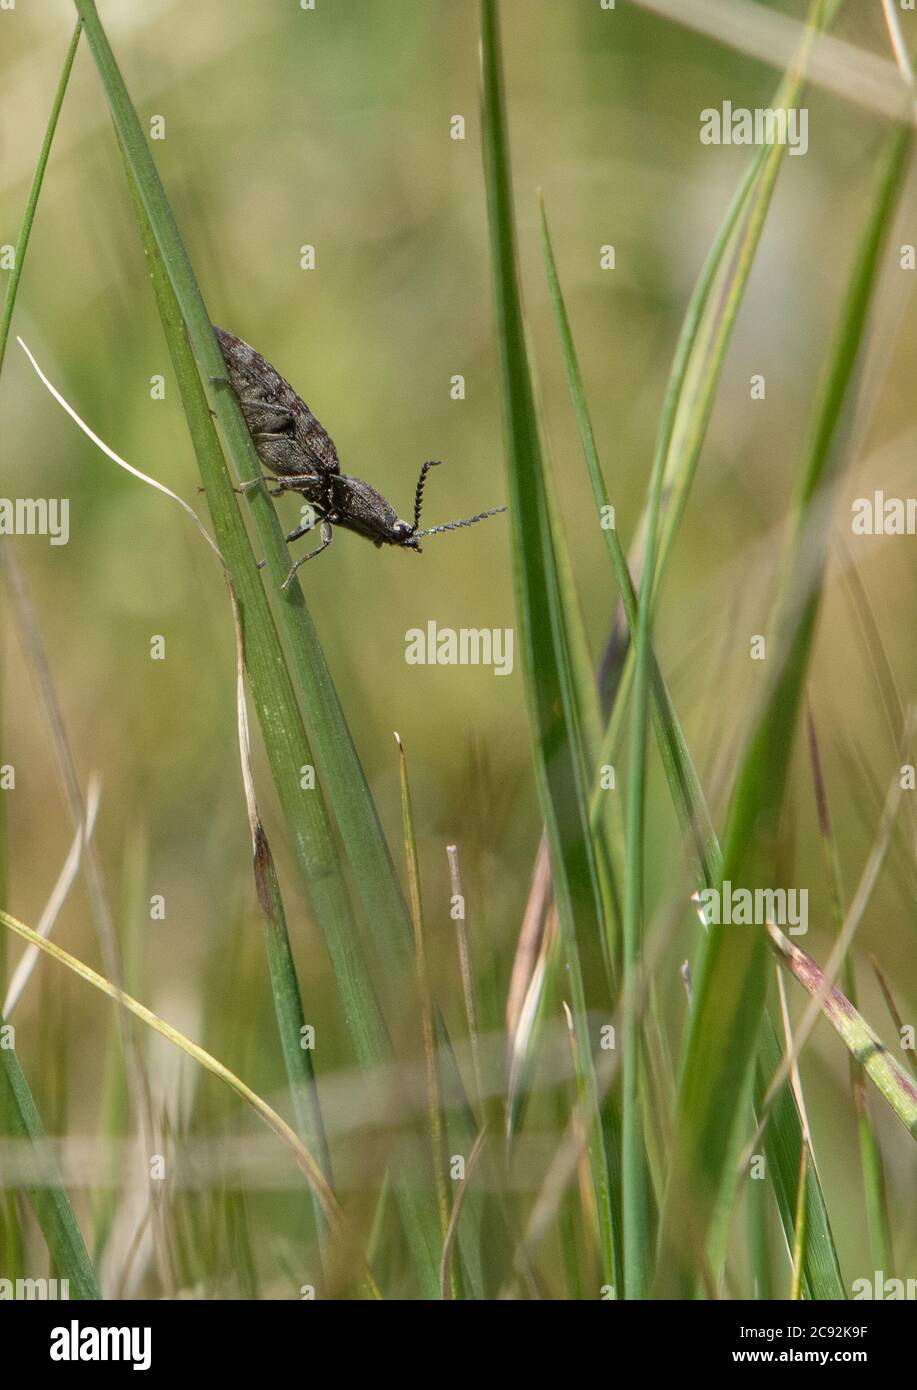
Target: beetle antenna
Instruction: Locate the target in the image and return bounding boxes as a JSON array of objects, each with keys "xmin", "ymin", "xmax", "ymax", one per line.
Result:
[
  {"xmin": 412, "ymin": 460, "xmax": 441, "ymax": 531},
  {"xmin": 413, "ymin": 505, "xmax": 507, "ymax": 540}
]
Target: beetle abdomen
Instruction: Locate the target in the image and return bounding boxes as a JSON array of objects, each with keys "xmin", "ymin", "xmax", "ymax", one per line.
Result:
[{"xmin": 214, "ymin": 327, "xmax": 341, "ymax": 479}]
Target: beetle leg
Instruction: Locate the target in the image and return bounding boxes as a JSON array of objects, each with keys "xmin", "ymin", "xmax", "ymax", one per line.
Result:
[
  {"xmin": 198, "ymin": 479, "xmax": 269, "ymax": 496},
  {"xmin": 282, "ymin": 511, "xmax": 323, "ymax": 544},
  {"xmin": 281, "ymin": 519, "xmax": 334, "ymax": 589}
]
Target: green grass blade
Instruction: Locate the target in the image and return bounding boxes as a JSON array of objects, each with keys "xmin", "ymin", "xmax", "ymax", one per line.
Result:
[
  {"xmin": 257, "ymin": 843, "xmax": 332, "ymax": 1177},
  {"xmin": 255, "ymin": 826, "xmax": 333, "ymax": 1207},
  {"xmin": 549, "ymin": 490, "xmax": 622, "ymax": 989},
  {"xmin": 656, "ymin": 119, "xmax": 913, "ymax": 1296},
  {"xmin": 0, "ymin": 1044, "xmax": 100, "ymax": 1299},
  {"xmin": 480, "ymin": 0, "xmax": 617, "ymax": 1288},
  {"xmin": 789, "ymin": 1145, "xmax": 809, "ymax": 1300},
  {"xmin": 620, "ymin": 304, "xmax": 664, "ymax": 1298},
  {"xmin": 0, "ymin": 21, "xmax": 82, "ymax": 378},
  {"xmin": 232, "ymin": 564, "xmax": 332, "ymax": 1264}
]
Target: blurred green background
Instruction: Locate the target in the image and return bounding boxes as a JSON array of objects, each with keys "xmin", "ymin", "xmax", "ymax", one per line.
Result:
[{"xmin": 1, "ymin": 0, "xmax": 915, "ymax": 1294}]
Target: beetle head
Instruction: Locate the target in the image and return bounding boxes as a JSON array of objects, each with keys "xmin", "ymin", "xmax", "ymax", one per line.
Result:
[{"xmin": 391, "ymin": 518, "xmax": 423, "ymax": 552}]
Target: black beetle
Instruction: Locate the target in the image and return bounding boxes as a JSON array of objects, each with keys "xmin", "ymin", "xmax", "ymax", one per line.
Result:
[{"xmin": 214, "ymin": 328, "xmax": 506, "ymax": 589}]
